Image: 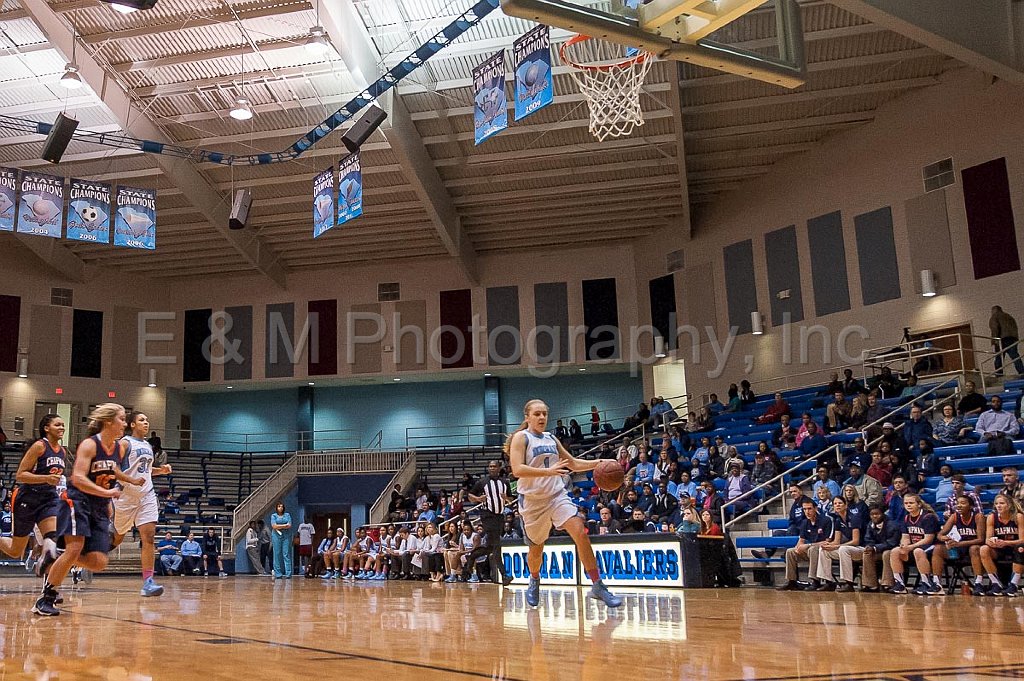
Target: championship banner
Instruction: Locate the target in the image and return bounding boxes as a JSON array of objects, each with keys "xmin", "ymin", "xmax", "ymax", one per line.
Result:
[
  {"xmin": 513, "ymin": 25, "xmax": 552, "ymax": 121},
  {"xmin": 0, "ymin": 167, "xmax": 16, "ymax": 232},
  {"xmin": 313, "ymin": 166, "xmax": 334, "ymax": 238},
  {"xmin": 336, "ymin": 153, "xmax": 363, "ymax": 226},
  {"xmin": 67, "ymin": 178, "xmax": 111, "ymax": 244},
  {"xmin": 17, "ymin": 171, "xmax": 63, "ymax": 238},
  {"xmin": 113, "ymin": 186, "xmax": 157, "ymax": 250},
  {"xmin": 473, "ymin": 50, "xmax": 508, "ymax": 145}
]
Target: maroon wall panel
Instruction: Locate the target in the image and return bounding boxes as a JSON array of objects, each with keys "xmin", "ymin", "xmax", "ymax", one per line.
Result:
[
  {"xmin": 962, "ymin": 157, "xmax": 1021, "ymax": 280},
  {"xmin": 0, "ymin": 294, "xmax": 20, "ymax": 373},
  {"xmin": 307, "ymin": 299, "xmax": 338, "ymax": 376},
  {"xmin": 440, "ymin": 289, "xmax": 473, "ymax": 369}
]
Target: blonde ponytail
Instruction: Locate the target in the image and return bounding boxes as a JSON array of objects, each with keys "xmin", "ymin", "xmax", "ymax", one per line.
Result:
[
  {"xmin": 86, "ymin": 403, "xmax": 124, "ymax": 437},
  {"xmin": 503, "ymin": 399, "xmax": 547, "ymax": 454}
]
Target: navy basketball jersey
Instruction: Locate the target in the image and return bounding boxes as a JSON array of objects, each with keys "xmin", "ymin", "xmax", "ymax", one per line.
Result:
[
  {"xmin": 73, "ymin": 435, "xmax": 121, "ymax": 495},
  {"xmin": 993, "ymin": 513, "xmax": 1020, "ymax": 541},
  {"xmin": 953, "ymin": 512, "xmax": 979, "ymax": 540},
  {"xmin": 23, "ymin": 439, "xmax": 66, "ymax": 493},
  {"xmin": 902, "ymin": 512, "xmax": 939, "ymax": 545}
]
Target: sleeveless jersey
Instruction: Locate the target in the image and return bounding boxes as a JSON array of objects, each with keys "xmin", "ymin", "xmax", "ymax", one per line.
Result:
[
  {"xmin": 902, "ymin": 512, "xmax": 939, "ymax": 546},
  {"xmin": 993, "ymin": 513, "xmax": 1020, "ymax": 541},
  {"xmin": 460, "ymin": 532, "xmax": 475, "ymax": 551},
  {"xmin": 119, "ymin": 436, "xmax": 155, "ymax": 496},
  {"xmin": 21, "ymin": 439, "xmax": 66, "ymax": 494},
  {"xmin": 71, "ymin": 435, "xmax": 121, "ymax": 497},
  {"xmin": 953, "ymin": 512, "xmax": 979, "ymax": 540},
  {"xmin": 515, "ymin": 430, "xmax": 566, "ymax": 499}
]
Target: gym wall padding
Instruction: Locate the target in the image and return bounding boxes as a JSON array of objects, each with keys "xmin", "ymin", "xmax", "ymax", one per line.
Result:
[
  {"xmin": 807, "ymin": 211, "xmax": 851, "ymax": 317},
  {"xmin": 723, "ymin": 239, "xmax": 757, "ymax": 334},
  {"xmin": 764, "ymin": 225, "xmax": 805, "ymax": 325},
  {"xmin": 961, "ymin": 157, "xmax": 1021, "ymax": 280},
  {"xmin": 854, "ymin": 206, "xmax": 902, "ymax": 306}
]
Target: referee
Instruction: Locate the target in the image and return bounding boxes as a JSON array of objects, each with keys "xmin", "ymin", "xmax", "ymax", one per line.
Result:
[{"xmin": 467, "ymin": 460, "xmax": 513, "ymax": 586}]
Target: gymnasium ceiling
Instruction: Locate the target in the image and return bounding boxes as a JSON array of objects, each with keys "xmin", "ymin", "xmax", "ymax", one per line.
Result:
[{"xmin": 0, "ymin": 0, "xmax": 975, "ymax": 284}]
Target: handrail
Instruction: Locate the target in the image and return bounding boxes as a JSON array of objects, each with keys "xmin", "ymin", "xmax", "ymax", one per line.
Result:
[
  {"xmin": 977, "ymin": 336, "xmax": 1024, "ymax": 393},
  {"xmin": 722, "ymin": 376, "xmax": 960, "ymax": 531},
  {"xmin": 367, "ymin": 430, "xmax": 384, "ymax": 450},
  {"xmin": 368, "ymin": 452, "xmax": 417, "ymax": 525},
  {"xmin": 231, "ymin": 455, "xmax": 297, "ymax": 543}
]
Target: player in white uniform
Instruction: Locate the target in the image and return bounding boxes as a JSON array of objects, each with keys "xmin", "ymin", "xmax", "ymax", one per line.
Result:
[
  {"xmin": 111, "ymin": 412, "xmax": 172, "ymax": 597},
  {"xmin": 507, "ymin": 399, "xmax": 622, "ymax": 608}
]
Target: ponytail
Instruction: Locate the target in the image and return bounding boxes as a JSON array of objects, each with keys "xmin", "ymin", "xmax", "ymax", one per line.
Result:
[
  {"xmin": 904, "ymin": 493, "xmax": 936, "ymax": 517},
  {"xmin": 86, "ymin": 403, "xmax": 124, "ymax": 437},
  {"xmin": 995, "ymin": 493, "xmax": 1022, "ymax": 515},
  {"xmin": 503, "ymin": 399, "xmax": 547, "ymax": 455}
]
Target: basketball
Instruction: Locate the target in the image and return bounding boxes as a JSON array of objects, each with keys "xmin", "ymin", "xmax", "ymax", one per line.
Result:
[{"xmin": 593, "ymin": 459, "xmax": 624, "ymax": 491}]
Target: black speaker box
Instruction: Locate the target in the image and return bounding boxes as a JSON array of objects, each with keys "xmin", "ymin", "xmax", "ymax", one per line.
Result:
[
  {"xmin": 341, "ymin": 106, "xmax": 387, "ymax": 153},
  {"xmin": 41, "ymin": 113, "xmax": 79, "ymax": 164}
]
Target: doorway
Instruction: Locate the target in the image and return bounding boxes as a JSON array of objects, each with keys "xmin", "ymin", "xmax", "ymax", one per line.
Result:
[
  {"xmin": 310, "ymin": 512, "xmax": 350, "ymax": 542},
  {"xmin": 653, "ymin": 358, "xmax": 688, "ymax": 413}
]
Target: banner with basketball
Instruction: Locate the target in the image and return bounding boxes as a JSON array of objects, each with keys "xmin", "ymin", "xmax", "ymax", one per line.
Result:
[
  {"xmin": 472, "ymin": 50, "xmax": 508, "ymax": 145},
  {"xmin": 513, "ymin": 25, "xmax": 552, "ymax": 121},
  {"xmin": 67, "ymin": 178, "xmax": 111, "ymax": 244},
  {"xmin": 0, "ymin": 167, "xmax": 16, "ymax": 232},
  {"xmin": 313, "ymin": 166, "xmax": 334, "ymax": 238},
  {"xmin": 17, "ymin": 171, "xmax": 63, "ymax": 238},
  {"xmin": 336, "ymin": 153, "xmax": 363, "ymax": 227},
  {"xmin": 113, "ymin": 186, "xmax": 157, "ymax": 250}
]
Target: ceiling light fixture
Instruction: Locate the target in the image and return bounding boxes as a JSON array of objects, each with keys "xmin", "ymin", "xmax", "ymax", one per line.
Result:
[
  {"xmin": 305, "ymin": 25, "xmax": 331, "ymax": 56},
  {"xmin": 109, "ymin": 3, "xmax": 138, "ymax": 13},
  {"xmin": 147, "ymin": 368, "xmax": 157, "ymax": 388},
  {"xmin": 230, "ymin": 97, "xmax": 252, "ymax": 120},
  {"xmin": 60, "ymin": 63, "xmax": 83, "ymax": 89},
  {"xmin": 99, "ymin": 0, "xmax": 158, "ymax": 12}
]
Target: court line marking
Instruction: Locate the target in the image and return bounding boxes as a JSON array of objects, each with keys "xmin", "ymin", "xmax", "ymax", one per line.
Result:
[
  {"xmin": 69, "ymin": 609, "xmax": 529, "ymax": 681},
  {"xmin": 723, "ymin": 662, "xmax": 1024, "ymax": 681}
]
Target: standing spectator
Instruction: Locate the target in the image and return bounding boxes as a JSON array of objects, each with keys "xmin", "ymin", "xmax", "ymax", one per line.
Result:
[
  {"xmin": 245, "ymin": 521, "xmax": 266, "ymax": 575},
  {"xmin": 296, "ymin": 518, "xmax": 315, "ymax": 575},
  {"xmin": 999, "ymin": 467, "xmax": 1024, "ymax": 507},
  {"xmin": 271, "ymin": 502, "xmax": 293, "ymax": 579},
  {"xmin": 180, "ymin": 531, "xmax": 203, "ymax": 575},
  {"xmin": 258, "ymin": 519, "xmax": 271, "ymax": 574},
  {"xmin": 147, "ymin": 430, "xmax": 162, "ymax": 456},
  {"xmin": 201, "ymin": 528, "xmax": 227, "ymax": 578},
  {"xmin": 975, "ymin": 395, "xmax": 1019, "ymax": 441},
  {"xmin": 956, "ymin": 381, "xmax": 988, "ymax": 417},
  {"xmin": 157, "ymin": 532, "xmax": 181, "ymax": 576},
  {"xmin": 590, "ymin": 406, "xmax": 601, "ymax": 436},
  {"xmin": 990, "ymin": 305, "xmax": 1024, "ymax": 376},
  {"xmin": 739, "ymin": 380, "xmax": 756, "ymax": 407},
  {"xmin": 776, "ymin": 499, "xmax": 833, "ymax": 591}
]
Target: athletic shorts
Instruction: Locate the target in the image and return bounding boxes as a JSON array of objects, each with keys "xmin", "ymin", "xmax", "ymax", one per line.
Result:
[
  {"xmin": 298, "ymin": 544, "xmax": 312, "ymax": 557},
  {"xmin": 58, "ymin": 490, "xmax": 113, "ymax": 555},
  {"xmin": 11, "ymin": 487, "xmax": 62, "ymax": 538},
  {"xmin": 519, "ymin": 493, "xmax": 581, "ymax": 546},
  {"xmin": 995, "ymin": 547, "xmax": 1024, "ymax": 565},
  {"xmin": 113, "ymin": 492, "xmax": 160, "ymax": 535}
]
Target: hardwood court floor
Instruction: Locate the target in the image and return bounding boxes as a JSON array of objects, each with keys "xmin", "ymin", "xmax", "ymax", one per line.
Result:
[{"xmin": 1, "ymin": 576, "xmax": 1023, "ymax": 681}]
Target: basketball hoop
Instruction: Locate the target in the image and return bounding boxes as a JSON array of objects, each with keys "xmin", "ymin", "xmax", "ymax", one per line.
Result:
[{"xmin": 560, "ymin": 34, "xmax": 654, "ymax": 142}]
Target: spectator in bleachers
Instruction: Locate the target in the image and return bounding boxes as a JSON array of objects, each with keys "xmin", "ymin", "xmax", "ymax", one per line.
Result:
[
  {"xmin": 624, "ymin": 507, "xmax": 656, "ymax": 533},
  {"xmin": 615, "ymin": 488, "xmax": 639, "ymax": 519},
  {"xmin": 753, "ymin": 484, "xmax": 813, "ymax": 561},
  {"xmin": 842, "ymin": 368, "xmax": 866, "ymax": 396},
  {"xmin": 696, "ymin": 406, "xmax": 715, "ymax": 432},
  {"xmin": 616, "ymin": 438, "xmax": 637, "ymax": 470},
  {"xmin": 945, "ymin": 474, "xmax": 982, "ymax": 518},
  {"xmin": 724, "ymin": 465, "xmax": 752, "ymax": 515},
  {"xmin": 957, "ymin": 380, "xmax": 987, "ymax": 417},
  {"xmin": 0, "ymin": 500, "xmax": 10, "ymax": 537},
  {"xmin": 798, "ymin": 422, "xmax": 828, "ymax": 460},
  {"xmin": 700, "ymin": 508, "xmax": 724, "ymax": 536},
  {"xmin": 597, "ymin": 441, "xmax": 615, "ymax": 460},
  {"xmin": 622, "ymin": 403, "xmax": 650, "ymax": 432},
  {"xmin": 866, "ymin": 449, "xmax": 893, "ymax": 487},
  {"xmin": 180, "ymin": 532, "xmax": 202, "ymax": 575},
  {"xmin": 933, "ymin": 403, "xmax": 971, "ymax": 446},
  {"xmin": 245, "ymin": 521, "xmax": 266, "ymax": 576},
  {"xmin": 814, "ymin": 485, "xmax": 833, "ymax": 515},
  {"xmin": 976, "ymin": 395, "xmax": 1019, "ymax": 442},
  {"xmin": 157, "ymin": 532, "xmax": 181, "ymax": 576},
  {"xmin": 740, "ymin": 380, "xmax": 756, "ymax": 407},
  {"xmin": 812, "ymin": 466, "xmax": 841, "ymax": 499},
  {"xmin": 674, "ymin": 471, "xmax": 697, "ymax": 500},
  {"xmin": 651, "ymin": 481, "xmax": 679, "ymax": 523},
  {"xmin": 636, "ymin": 483, "xmax": 656, "ymax": 515},
  {"xmin": 723, "ymin": 385, "xmax": 742, "ymax": 413},
  {"xmin": 696, "ymin": 480, "xmax": 724, "ymax": 517},
  {"xmin": 683, "ymin": 411, "xmax": 699, "ymax": 434},
  {"xmin": 794, "ymin": 413, "xmax": 816, "ymax": 446},
  {"xmin": 755, "ymin": 392, "xmax": 791, "ymax": 425},
  {"xmin": 845, "ymin": 394, "xmax": 869, "ymax": 431},
  {"xmin": 844, "ymin": 462, "xmax": 884, "ymax": 506},
  {"xmin": 841, "ymin": 485, "xmax": 870, "ymax": 525},
  {"xmin": 979, "ymin": 493, "xmax": 1024, "ymax": 596},
  {"xmin": 751, "ymin": 449, "xmax": 777, "ymax": 486},
  {"xmin": 824, "ymin": 372, "xmax": 842, "ymax": 395},
  {"xmin": 724, "ymin": 445, "xmax": 745, "ymax": 473},
  {"xmin": 568, "ymin": 419, "xmax": 584, "ymax": 444},
  {"xmin": 554, "ymin": 419, "xmax": 568, "ymax": 443},
  {"xmin": 648, "ymin": 397, "xmax": 671, "ymax": 429},
  {"xmin": 999, "ymin": 468, "xmax": 1024, "ymax": 507},
  {"xmin": 777, "ymin": 498, "xmax": 832, "ymax": 591},
  {"xmin": 590, "ymin": 506, "xmax": 622, "ymax": 535},
  {"xmin": 825, "ymin": 392, "xmax": 852, "ymax": 433},
  {"xmin": 707, "ymin": 446, "xmax": 727, "ymax": 480},
  {"xmin": 900, "ymin": 375, "xmax": 925, "ymax": 401},
  {"xmin": 856, "ymin": 393, "xmax": 886, "ymax": 435},
  {"xmin": 707, "ymin": 394, "xmax": 724, "ymax": 413},
  {"xmin": 814, "ymin": 495, "xmax": 863, "ymax": 592},
  {"xmin": 417, "ymin": 502, "xmax": 437, "ymax": 524},
  {"xmin": 842, "ymin": 436, "xmax": 870, "ymax": 471},
  {"xmin": 934, "ymin": 464, "xmax": 955, "ymax": 505},
  {"xmin": 502, "ymin": 520, "xmax": 521, "ymax": 541},
  {"xmin": 888, "ymin": 493, "xmax": 940, "ymax": 594},
  {"xmin": 876, "ymin": 423, "xmax": 909, "ymax": 462},
  {"xmin": 932, "ymin": 494, "xmax": 986, "ymax": 595},
  {"xmin": 771, "ymin": 414, "xmax": 797, "ymax": 449},
  {"xmin": 654, "ymin": 447, "xmax": 673, "ymax": 481},
  {"xmin": 903, "ymin": 405, "xmax": 933, "ymax": 457},
  {"xmin": 630, "ymin": 450, "xmax": 656, "ymax": 490},
  {"xmin": 691, "ymin": 438, "xmax": 710, "ymax": 479},
  {"xmin": 914, "ymin": 441, "xmax": 940, "ymax": 485},
  {"xmin": 990, "ymin": 305, "xmax": 1024, "ymax": 377},
  {"xmin": 677, "ymin": 507, "xmax": 700, "ymax": 534},
  {"xmin": 875, "ymin": 367, "xmax": 903, "ymax": 399},
  {"xmin": 590, "ymin": 406, "xmax": 602, "ymax": 436},
  {"xmin": 859, "ymin": 505, "xmax": 901, "ymax": 592}
]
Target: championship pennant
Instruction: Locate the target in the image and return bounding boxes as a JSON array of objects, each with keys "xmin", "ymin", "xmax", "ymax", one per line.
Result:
[
  {"xmin": 513, "ymin": 25, "xmax": 553, "ymax": 121},
  {"xmin": 67, "ymin": 178, "xmax": 112, "ymax": 244},
  {"xmin": 313, "ymin": 166, "xmax": 334, "ymax": 238},
  {"xmin": 17, "ymin": 171, "xmax": 63, "ymax": 238},
  {"xmin": 336, "ymin": 153, "xmax": 363, "ymax": 227},
  {"xmin": 113, "ymin": 186, "xmax": 157, "ymax": 250},
  {"xmin": 473, "ymin": 50, "xmax": 508, "ymax": 145},
  {"xmin": 0, "ymin": 167, "xmax": 16, "ymax": 232}
]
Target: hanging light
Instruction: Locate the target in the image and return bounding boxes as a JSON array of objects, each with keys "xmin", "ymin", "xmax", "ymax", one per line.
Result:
[
  {"xmin": 654, "ymin": 335, "xmax": 667, "ymax": 358},
  {"xmin": 109, "ymin": 3, "xmax": 138, "ymax": 13},
  {"xmin": 229, "ymin": 97, "xmax": 253, "ymax": 120},
  {"xmin": 60, "ymin": 63, "xmax": 83, "ymax": 89},
  {"xmin": 304, "ymin": 25, "xmax": 331, "ymax": 56},
  {"xmin": 920, "ymin": 269, "xmax": 937, "ymax": 297},
  {"xmin": 147, "ymin": 368, "xmax": 157, "ymax": 388},
  {"xmin": 18, "ymin": 357, "xmax": 28, "ymax": 378},
  {"xmin": 751, "ymin": 311, "xmax": 765, "ymax": 336}
]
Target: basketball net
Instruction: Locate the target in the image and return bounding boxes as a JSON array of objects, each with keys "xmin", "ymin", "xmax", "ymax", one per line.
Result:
[{"xmin": 560, "ymin": 35, "xmax": 655, "ymax": 142}]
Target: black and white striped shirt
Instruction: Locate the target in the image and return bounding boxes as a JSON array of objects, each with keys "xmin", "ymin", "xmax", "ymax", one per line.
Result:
[{"xmin": 473, "ymin": 477, "xmax": 508, "ymax": 516}]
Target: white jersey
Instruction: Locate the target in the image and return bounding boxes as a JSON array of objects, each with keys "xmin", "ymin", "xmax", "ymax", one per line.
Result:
[
  {"xmin": 515, "ymin": 430, "xmax": 566, "ymax": 499},
  {"xmin": 120, "ymin": 436, "xmax": 155, "ymax": 496}
]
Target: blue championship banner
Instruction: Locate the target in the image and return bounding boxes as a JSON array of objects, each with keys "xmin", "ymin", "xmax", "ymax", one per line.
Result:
[
  {"xmin": 67, "ymin": 178, "xmax": 111, "ymax": 244},
  {"xmin": 513, "ymin": 25, "xmax": 552, "ymax": 121},
  {"xmin": 18, "ymin": 171, "xmax": 63, "ymax": 238},
  {"xmin": 0, "ymin": 167, "xmax": 16, "ymax": 232},
  {"xmin": 114, "ymin": 186, "xmax": 157, "ymax": 250},
  {"xmin": 313, "ymin": 166, "xmax": 334, "ymax": 238},
  {"xmin": 336, "ymin": 153, "xmax": 363, "ymax": 226},
  {"xmin": 473, "ymin": 50, "xmax": 508, "ymax": 145}
]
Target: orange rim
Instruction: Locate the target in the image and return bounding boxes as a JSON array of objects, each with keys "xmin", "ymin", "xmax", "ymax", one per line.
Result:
[{"xmin": 558, "ymin": 34, "xmax": 648, "ymax": 72}]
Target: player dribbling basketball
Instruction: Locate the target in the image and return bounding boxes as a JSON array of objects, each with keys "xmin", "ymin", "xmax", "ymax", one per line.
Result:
[{"xmin": 506, "ymin": 399, "xmax": 622, "ymax": 608}]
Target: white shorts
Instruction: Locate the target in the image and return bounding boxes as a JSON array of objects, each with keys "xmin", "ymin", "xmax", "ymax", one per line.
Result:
[
  {"xmin": 519, "ymin": 493, "xmax": 580, "ymax": 546},
  {"xmin": 113, "ymin": 493, "xmax": 160, "ymax": 535}
]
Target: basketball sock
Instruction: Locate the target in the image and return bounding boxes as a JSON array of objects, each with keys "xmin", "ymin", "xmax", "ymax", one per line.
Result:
[
  {"xmin": 44, "ymin": 531, "xmax": 57, "ymax": 542},
  {"xmin": 988, "ymin": 573, "xmax": 1003, "ymax": 587},
  {"xmin": 529, "ymin": 570, "xmax": 539, "ymax": 580},
  {"xmin": 975, "ymin": 575, "xmax": 984, "ymax": 584},
  {"xmin": 931, "ymin": 575, "xmax": 942, "ymax": 587},
  {"xmin": 142, "ymin": 569, "xmax": 154, "ymax": 581},
  {"xmin": 586, "ymin": 568, "xmax": 600, "ymax": 584},
  {"xmin": 1012, "ymin": 573, "xmax": 1021, "ymax": 586},
  {"xmin": 894, "ymin": 574, "xmax": 904, "ymax": 585}
]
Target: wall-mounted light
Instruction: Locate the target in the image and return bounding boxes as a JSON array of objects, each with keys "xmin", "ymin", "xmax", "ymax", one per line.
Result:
[
  {"xmin": 751, "ymin": 311, "xmax": 765, "ymax": 336},
  {"xmin": 17, "ymin": 357, "xmax": 28, "ymax": 378},
  {"xmin": 921, "ymin": 269, "xmax": 937, "ymax": 297},
  {"xmin": 654, "ymin": 335, "xmax": 667, "ymax": 358},
  {"xmin": 147, "ymin": 368, "xmax": 157, "ymax": 387}
]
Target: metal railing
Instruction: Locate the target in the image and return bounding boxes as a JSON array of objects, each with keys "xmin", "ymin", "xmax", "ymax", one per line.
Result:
[
  {"xmin": 721, "ymin": 377, "xmax": 960, "ymax": 532},
  {"xmin": 368, "ymin": 452, "xmax": 418, "ymax": 524},
  {"xmin": 231, "ymin": 455, "xmax": 297, "ymax": 543},
  {"xmin": 110, "ymin": 524, "xmax": 233, "ymax": 559},
  {"xmin": 295, "ymin": 449, "xmax": 409, "ymax": 475},
  {"xmin": 978, "ymin": 337, "xmax": 1024, "ymax": 393},
  {"xmin": 179, "ymin": 428, "xmax": 362, "ymax": 453}
]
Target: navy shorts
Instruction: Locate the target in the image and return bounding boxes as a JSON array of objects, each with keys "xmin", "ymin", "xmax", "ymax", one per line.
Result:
[
  {"xmin": 59, "ymin": 490, "xmax": 113, "ymax": 555},
  {"xmin": 11, "ymin": 487, "xmax": 62, "ymax": 538},
  {"xmin": 996, "ymin": 547, "xmax": 1024, "ymax": 565}
]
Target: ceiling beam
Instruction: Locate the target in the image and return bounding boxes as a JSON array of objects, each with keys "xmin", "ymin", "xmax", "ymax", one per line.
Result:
[
  {"xmin": 434, "ymin": 134, "xmax": 678, "ymax": 167},
  {"xmin": 133, "ymin": 62, "xmax": 342, "ymax": 98},
  {"xmin": 685, "ymin": 111, "xmax": 875, "ymax": 139},
  {"xmin": 668, "ymin": 61, "xmax": 693, "ymax": 239},
  {"xmin": 19, "ymin": 0, "xmax": 290, "ymax": 289},
  {"xmin": 320, "ymin": 0, "xmax": 477, "ymax": 283},
  {"xmin": 109, "ymin": 38, "xmax": 305, "ymax": 74},
  {"xmin": 13, "ymin": 235, "xmax": 87, "ymax": 282}
]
